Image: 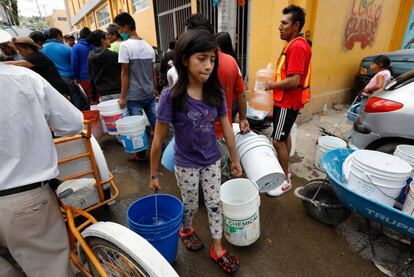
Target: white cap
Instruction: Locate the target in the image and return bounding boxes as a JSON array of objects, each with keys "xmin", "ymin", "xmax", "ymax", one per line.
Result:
[{"xmin": 0, "ymin": 30, "xmax": 12, "ymax": 44}]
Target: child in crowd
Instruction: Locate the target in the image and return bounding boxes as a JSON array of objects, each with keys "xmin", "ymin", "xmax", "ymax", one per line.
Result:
[
  {"xmin": 149, "ymin": 29, "xmax": 242, "ymax": 274},
  {"xmin": 360, "ymin": 55, "xmax": 392, "ymax": 111}
]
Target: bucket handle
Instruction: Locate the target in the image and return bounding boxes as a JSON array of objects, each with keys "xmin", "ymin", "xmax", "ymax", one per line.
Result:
[
  {"xmin": 246, "ymin": 179, "xmax": 261, "ymax": 207},
  {"xmin": 364, "ymin": 172, "xmax": 403, "ymax": 200}
]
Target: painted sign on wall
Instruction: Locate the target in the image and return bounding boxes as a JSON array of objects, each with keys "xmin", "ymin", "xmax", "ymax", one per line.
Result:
[
  {"xmin": 402, "ymin": 6, "xmax": 414, "ymax": 49},
  {"xmin": 344, "ymin": 0, "xmax": 383, "ymax": 50}
]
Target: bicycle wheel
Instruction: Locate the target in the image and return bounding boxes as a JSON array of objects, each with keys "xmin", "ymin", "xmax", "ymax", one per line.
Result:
[
  {"xmin": 85, "ymin": 237, "xmax": 148, "ymax": 276},
  {"xmin": 80, "ymin": 222, "xmax": 178, "ymax": 277}
]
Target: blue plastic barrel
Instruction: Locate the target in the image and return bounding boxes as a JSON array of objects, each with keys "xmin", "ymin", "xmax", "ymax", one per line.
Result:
[
  {"xmin": 127, "ymin": 194, "xmax": 183, "ymax": 263},
  {"xmin": 161, "ymin": 137, "xmax": 175, "ymax": 172}
]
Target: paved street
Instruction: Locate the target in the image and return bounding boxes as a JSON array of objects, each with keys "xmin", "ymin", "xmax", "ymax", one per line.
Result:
[{"xmin": 90, "ymin": 106, "xmax": 392, "ymax": 277}]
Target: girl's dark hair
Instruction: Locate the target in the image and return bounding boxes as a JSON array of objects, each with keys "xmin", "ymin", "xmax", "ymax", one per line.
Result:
[
  {"xmin": 214, "ymin": 32, "xmax": 239, "ymax": 66},
  {"xmin": 172, "ymin": 29, "xmax": 222, "ymax": 111},
  {"xmin": 87, "ymin": 30, "xmax": 107, "ymax": 47},
  {"xmin": 373, "ymin": 55, "xmax": 392, "ymax": 75}
]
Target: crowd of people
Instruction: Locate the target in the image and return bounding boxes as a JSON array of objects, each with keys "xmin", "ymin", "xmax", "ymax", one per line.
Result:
[{"xmin": 0, "ymin": 5, "xmax": 314, "ymax": 275}]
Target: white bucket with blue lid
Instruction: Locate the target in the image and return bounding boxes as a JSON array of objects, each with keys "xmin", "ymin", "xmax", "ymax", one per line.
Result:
[{"xmin": 116, "ymin": 116, "xmax": 148, "ymax": 153}]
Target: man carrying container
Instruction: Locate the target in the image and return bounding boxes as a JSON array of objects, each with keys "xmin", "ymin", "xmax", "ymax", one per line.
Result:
[{"xmin": 264, "ymin": 5, "xmax": 311, "ymax": 197}]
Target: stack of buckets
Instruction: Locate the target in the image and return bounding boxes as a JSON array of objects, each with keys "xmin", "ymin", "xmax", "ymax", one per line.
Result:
[
  {"xmin": 346, "ymin": 150, "xmax": 411, "ymax": 207},
  {"xmin": 221, "ymin": 178, "xmax": 261, "ymax": 246},
  {"xmin": 235, "ymin": 131, "xmax": 285, "ymax": 192},
  {"xmin": 394, "ymin": 145, "xmax": 414, "ymax": 215},
  {"xmin": 315, "ymin": 136, "xmax": 347, "ymax": 170},
  {"xmin": 116, "ymin": 116, "xmax": 149, "ymax": 153},
  {"xmin": 127, "ymin": 194, "xmax": 183, "ymax": 263},
  {"xmin": 97, "ymin": 99, "xmax": 127, "ymax": 135}
]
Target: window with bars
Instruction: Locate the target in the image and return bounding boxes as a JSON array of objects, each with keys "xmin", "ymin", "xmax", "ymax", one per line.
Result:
[
  {"xmin": 89, "ymin": 13, "xmax": 94, "ymax": 25},
  {"xmin": 97, "ymin": 4, "xmax": 111, "ymax": 27},
  {"xmin": 132, "ymin": 0, "xmax": 149, "ymax": 13}
]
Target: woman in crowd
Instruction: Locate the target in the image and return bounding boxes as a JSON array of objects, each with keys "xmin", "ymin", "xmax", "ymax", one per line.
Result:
[{"xmin": 87, "ymin": 29, "xmax": 121, "ymax": 102}]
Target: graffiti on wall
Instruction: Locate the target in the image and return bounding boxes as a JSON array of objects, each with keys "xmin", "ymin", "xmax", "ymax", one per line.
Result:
[{"xmin": 344, "ymin": 0, "xmax": 383, "ymax": 50}]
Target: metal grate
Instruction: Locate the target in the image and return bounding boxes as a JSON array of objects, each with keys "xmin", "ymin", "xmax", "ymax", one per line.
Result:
[
  {"xmin": 154, "ymin": 0, "xmax": 192, "ymax": 52},
  {"xmin": 197, "ymin": 0, "xmax": 249, "ymax": 79}
]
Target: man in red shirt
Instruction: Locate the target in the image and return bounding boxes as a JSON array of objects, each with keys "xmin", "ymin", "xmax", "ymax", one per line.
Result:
[
  {"xmin": 265, "ymin": 5, "xmax": 311, "ymax": 196},
  {"xmin": 185, "ymin": 15, "xmax": 250, "ymax": 181}
]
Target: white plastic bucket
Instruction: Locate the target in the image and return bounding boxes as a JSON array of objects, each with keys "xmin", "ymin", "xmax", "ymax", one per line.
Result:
[
  {"xmin": 116, "ymin": 116, "xmax": 148, "ymax": 153},
  {"xmin": 237, "ymin": 134, "xmax": 284, "ymax": 192},
  {"xmin": 394, "ymin": 145, "xmax": 414, "ymax": 177},
  {"xmin": 220, "ymin": 178, "xmax": 261, "ymax": 246},
  {"xmin": 347, "ymin": 150, "xmax": 411, "ymax": 207},
  {"xmin": 289, "ymin": 123, "xmax": 297, "ymax": 157},
  {"xmin": 97, "ymin": 100, "xmax": 127, "ymax": 135},
  {"xmin": 403, "ymin": 182, "xmax": 414, "ymax": 216},
  {"xmin": 315, "ymin": 136, "xmax": 347, "ymax": 170}
]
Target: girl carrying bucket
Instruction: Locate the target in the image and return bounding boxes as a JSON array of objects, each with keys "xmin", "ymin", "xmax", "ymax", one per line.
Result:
[{"xmin": 149, "ymin": 29, "xmax": 242, "ymax": 274}]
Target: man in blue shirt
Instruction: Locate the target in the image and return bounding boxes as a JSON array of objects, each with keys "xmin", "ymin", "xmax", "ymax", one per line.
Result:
[
  {"xmin": 42, "ymin": 28, "xmax": 88, "ymax": 110},
  {"xmin": 72, "ymin": 27, "xmax": 95, "ymax": 103}
]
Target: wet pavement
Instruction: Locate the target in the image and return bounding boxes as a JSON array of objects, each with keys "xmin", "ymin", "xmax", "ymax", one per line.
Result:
[{"xmin": 91, "ymin": 119, "xmax": 386, "ymax": 276}]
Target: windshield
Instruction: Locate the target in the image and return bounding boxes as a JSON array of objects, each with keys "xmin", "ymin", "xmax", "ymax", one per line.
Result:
[{"xmin": 385, "ymin": 69, "xmax": 414, "ymax": 90}]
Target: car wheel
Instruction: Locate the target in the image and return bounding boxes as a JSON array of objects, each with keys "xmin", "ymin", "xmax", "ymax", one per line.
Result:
[{"xmin": 374, "ymin": 142, "xmax": 407, "ymax": 154}]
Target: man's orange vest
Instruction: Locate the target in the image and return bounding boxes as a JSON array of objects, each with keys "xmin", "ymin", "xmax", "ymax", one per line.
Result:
[{"xmin": 273, "ymin": 36, "xmax": 311, "ymax": 105}]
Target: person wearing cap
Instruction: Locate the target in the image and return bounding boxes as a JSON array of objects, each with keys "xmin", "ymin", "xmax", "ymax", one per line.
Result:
[
  {"xmin": 4, "ymin": 37, "xmax": 71, "ymax": 99},
  {"xmin": 106, "ymin": 24, "xmax": 123, "ymax": 53},
  {"xmin": 0, "ymin": 29, "xmax": 82, "ymax": 277}
]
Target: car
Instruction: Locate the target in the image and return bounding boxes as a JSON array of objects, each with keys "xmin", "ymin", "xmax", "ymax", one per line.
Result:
[
  {"xmin": 348, "ymin": 69, "xmax": 414, "ymax": 153},
  {"xmin": 353, "ymin": 49, "xmax": 414, "ymax": 95}
]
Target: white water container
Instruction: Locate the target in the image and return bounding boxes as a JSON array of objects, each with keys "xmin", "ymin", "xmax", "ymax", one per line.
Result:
[
  {"xmin": 347, "ymin": 150, "xmax": 411, "ymax": 207},
  {"xmin": 221, "ymin": 178, "xmax": 261, "ymax": 246},
  {"xmin": 97, "ymin": 99, "xmax": 127, "ymax": 135},
  {"xmin": 394, "ymin": 145, "xmax": 414, "ymax": 177},
  {"xmin": 116, "ymin": 116, "xmax": 148, "ymax": 153},
  {"xmin": 315, "ymin": 136, "xmax": 347, "ymax": 170},
  {"xmin": 236, "ymin": 133, "xmax": 285, "ymax": 192}
]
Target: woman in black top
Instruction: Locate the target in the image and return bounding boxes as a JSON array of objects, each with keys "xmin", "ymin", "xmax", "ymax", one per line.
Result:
[
  {"xmin": 4, "ymin": 37, "xmax": 71, "ymax": 99},
  {"xmin": 87, "ymin": 30, "xmax": 122, "ymax": 102}
]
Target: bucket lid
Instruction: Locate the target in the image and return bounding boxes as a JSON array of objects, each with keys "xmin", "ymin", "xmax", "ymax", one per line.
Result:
[
  {"xmin": 352, "ymin": 150, "xmax": 412, "ymax": 176},
  {"xmin": 97, "ymin": 99, "xmax": 120, "ymax": 112},
  {"xmin": 318, "ymin": 136, "xmax": 347, "ymax": 149},
  {"xmin": 116, "ymin": 115, "xmax": 146, "ymax": 127}
]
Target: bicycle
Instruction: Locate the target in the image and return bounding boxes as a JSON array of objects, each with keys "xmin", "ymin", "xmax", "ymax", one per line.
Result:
[{"xmin": 54, "ymin": 121, "xmax": 178, "ymax": 277}]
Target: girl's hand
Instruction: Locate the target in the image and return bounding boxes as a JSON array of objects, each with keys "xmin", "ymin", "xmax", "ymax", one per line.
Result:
[
  {"xmin": 231, "ymin": 161, "xmax": 243, "ymax": 177},
  {"xmin": 149, "ymin": 173, "xmax": 162, "ymax": 192}
]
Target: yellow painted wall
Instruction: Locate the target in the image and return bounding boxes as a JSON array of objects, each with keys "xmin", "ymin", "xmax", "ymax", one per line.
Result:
[
  {"xmin": 191, "ymin": 0, "xmax": 198, "ymax": 13},
  {"xmin": 129, "ymin": 1, "xmax": 157, "ymax": 46},
  {"xmin": 46, "ymin": 10, "xmax": 71, "ymax": 34},
  {"xmin": 311, "ymin": 0, "xmax": 402, "ymax": 95},
  {"xmin": 248, "ymin": 0, "xmax": 288, "ymax": 91}
]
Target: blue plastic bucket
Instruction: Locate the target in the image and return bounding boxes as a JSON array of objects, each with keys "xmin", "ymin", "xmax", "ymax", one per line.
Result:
[
  {"xmin": 161, "ymin": 137, "xmax": 175, "ymax": 172},
  {"xmin": 127, "ymin": 194, "xmax": 183, "ymax": 263}
]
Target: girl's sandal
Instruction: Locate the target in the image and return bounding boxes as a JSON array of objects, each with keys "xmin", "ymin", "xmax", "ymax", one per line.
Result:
[
  {"xmin": 210, "ymin": 246, "xmax": 239, "ymax": 274},
  {"xmin": 179, "ymin": 227, "xmax": 204, "ymax": 251}
]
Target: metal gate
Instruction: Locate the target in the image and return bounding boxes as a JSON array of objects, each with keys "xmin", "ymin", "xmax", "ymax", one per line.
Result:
[
  {"xmin": 154, "ymin": 0, "xmax": 192, "ymax": 52},
  {"xmin": 197, "ymin": 0, "xmax": 250, "ymax": 79}
]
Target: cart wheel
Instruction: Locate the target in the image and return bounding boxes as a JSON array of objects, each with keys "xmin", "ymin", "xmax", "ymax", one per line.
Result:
[
  {"xmin": 298, "ymin": 179, "xmax": 351, "ymax": 226},
  {"xmin": 79, "ymin": 222, "xmax": 178, "ymax": 277}
]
